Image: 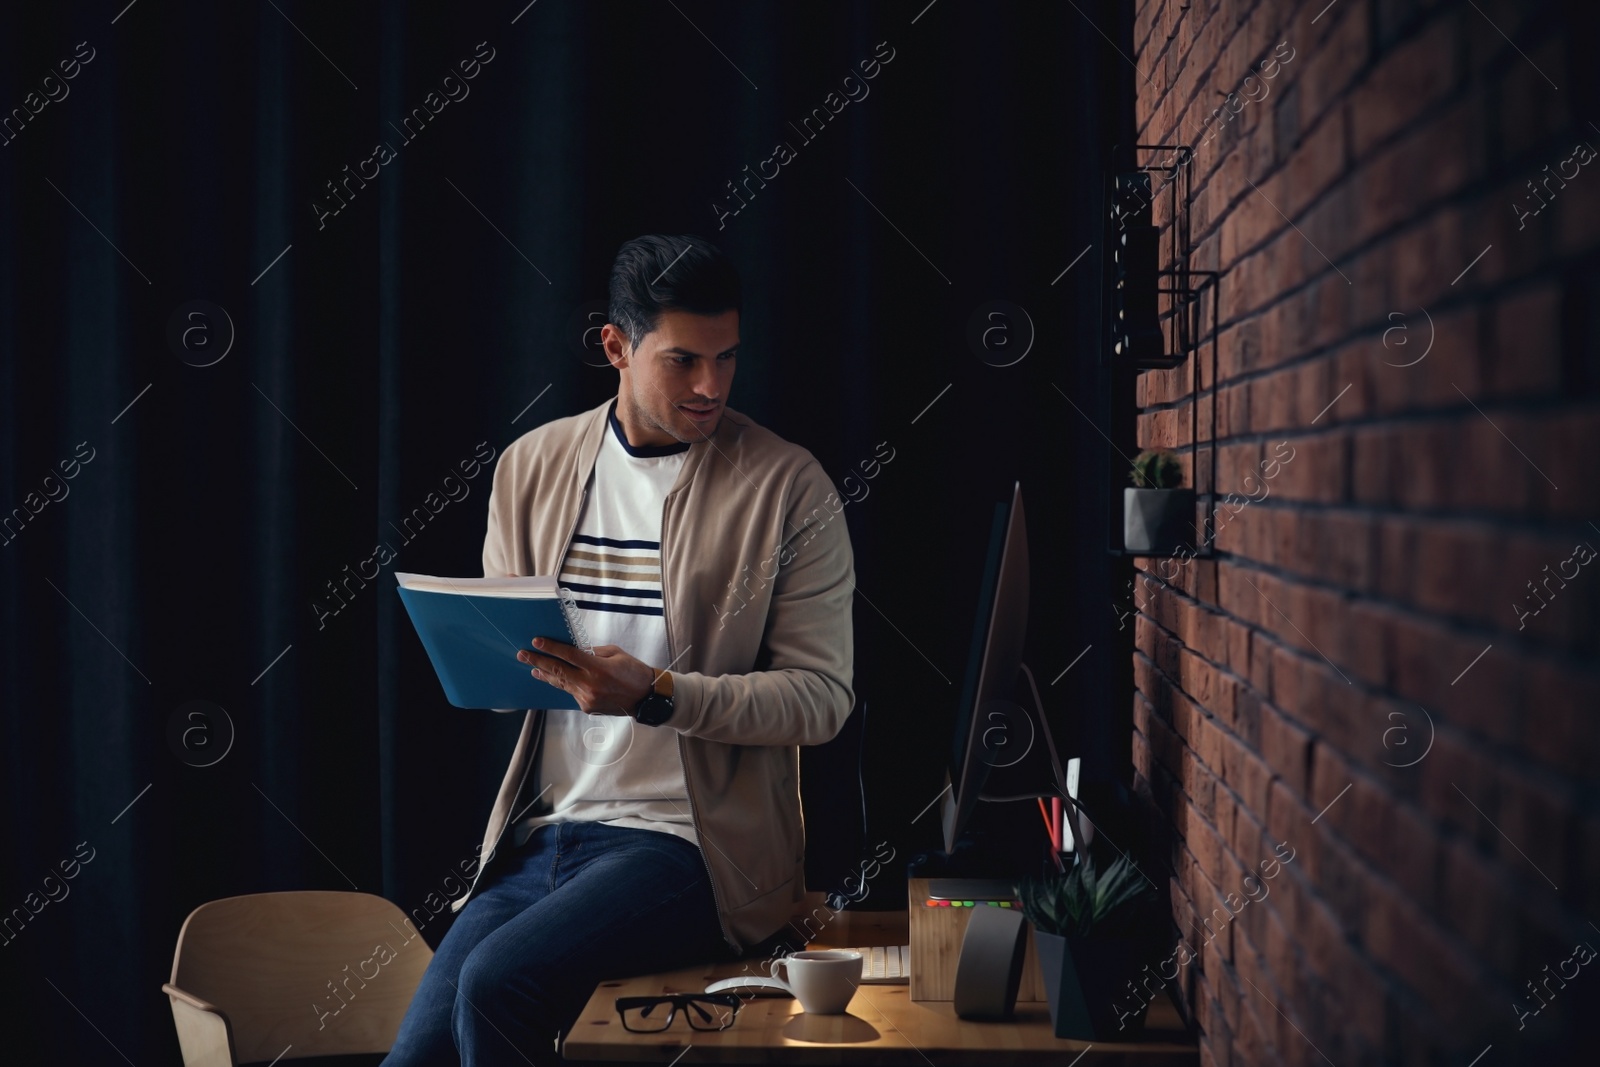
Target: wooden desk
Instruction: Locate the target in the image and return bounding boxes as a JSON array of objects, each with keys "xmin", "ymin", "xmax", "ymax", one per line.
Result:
[{"xmin": 564, "ymin": 911, "xmax": 1197, "ymax": 1065}]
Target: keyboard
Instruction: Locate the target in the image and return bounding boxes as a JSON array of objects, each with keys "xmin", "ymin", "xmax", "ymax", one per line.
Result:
[{"xmin": 846, "ymin": 944, "xmax": 911, "ymax": 983}]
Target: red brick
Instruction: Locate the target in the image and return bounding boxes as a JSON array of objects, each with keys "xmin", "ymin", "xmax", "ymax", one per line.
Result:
[
  {"xmin": 1485, "ymin": 282, "xmax": 1563, "ymax": 399},
  {"xmin": 1218, "ymin": 320, "xmax": 1263, "ymax": 382},
  {"xmin": 1350, "ymin": 427, "xmax": 1393, "ymax": 504},
  {"xmin": 1494, "ymin": 768, "xmax": 1573, "ymax": 888},
  {"xmin": 1267, "ymin": 779, "xmax": 1316, "ymax": 882},
  {"xmin": 1316, "ymin": 511, "xmax": 1375, "ymax": 592},
  {"xmin": 1231, "ymin": 801, "xmax": 1275, "ymax": 878},
  {"xmin": 1497, "ymin": 532, "xmax": 1587, "ymax": 646},
  {"xmin": 1217, "ymin": 803, "xmax": 1246, "ymax": 880},
  {"xmin": 1292, "ymin": 0, "xmax": 1370, "ymax": 128},
  {"xmin": 1247, "ymin": 571, "xmax": 1350, "ymax": 676},
  {"xmin": 1458, "ymin": 407, "xmax": 1561, "ymax": 516},
  {"xmin": 1134, "ymin": 726, "xmax": 1155, "ymax": 788},
  {"xmin": 1220, "ymin": 173, "xmax": 1282, "ymax": 271},
  {"xmin": 1231, "ymin": 1002, "xmax": 1277, "ymax": 1067},
  {"xmin": 1378, "ymin": 800, "xmax": 1440, "ymax": 909},
  {"xmin": 1282, "ymin": 106, "xmax": 1347, "ymax": 218},
  {"xmin": 1539, "ymin": 408, "xmax": 1600, "ymax": 519},
  {"xmin": 1336, "ymin": 599, "xmax": 1390, "ymax": 689},
  {"xmin": 1416, "ymin": 729, "xmax": 1502, "ymax": 840},
  {"xmin": 1349, "ymin": 15, "xmax": 1462, "ymax": 158},
  {"xmin": 1236, "ymin": 624, "xmax": 1270, "ymax": 694},
  {"xmin": 1259, "ymin": 701, "xmax": 1312, "ymax": 798},
  {"xmin": 1282, "ymin": 649, "xmax": 1364, "ymax": 756},
  {"xmin": 1186, "ymin": 802, "xmax": 1230, "ymax": 889},
  {"xmin": 1210, "ymin": 497, "xmax": 1258, "ymax": 558},
  {"xmin": 1333, "ymin": 109, "xmax": 1472, "ymax": 271},
  {"xmin": 1218, "ymin": 727, "xmax": 1272, "ymax": 822},
  {"xmin": 1186, "ymin": 701, "xmax": 1227, "ymax": 775},
  {"xmin": 1307, "ymin": 745, "xmax": 1362, "ymax": 840},
  {"xmin": 1266, "ymin": 643, "xmax": 1297, "ymax": 716},
  {"xmin": 1476, "ymin": 12, "xmax": 1570, "ymax": 155},
  {"xmin": 1436, "ymin": 838, "xmax": 1521, "ymax": 977},
  {"xmin": 1183, "ymin": 746, "xmax": 1218, "ymax": 822},
  {"xmin": 1363, "ymin": 881, "xmax": 1488, "ymax": 1031},
  {"xmin": 1409, "ymin": 521, "xmax": 1502, "ymax": 622},
  {"xmin": 1385, "ymin": 610, "xmax": 1509, "ymax": 718},
  {"xmin": 1178, "ymin": 650, "xmax": 1237, "ymax": 724},
  {"xmin": 1390, "ymin": 204, "xmax": 1468, "ymax": 313},
  {"xmin": 1298, "ymin": 894, "xmax": 1387, "ymax": 1049},
  {"xmin": 1141, "ymin": 689, "xmax": 1186, "ymax": 781},
  {"xmin": 1323, "ymin": 335, "xmax": 1375, "ymax": 426},
  {"xmin": 1225, "ymin": 618, "xmax": 1251, "ymax": 676},
  {"xmin": 1186, "ymin": 604, "xmax": 1229, "ymax": 663},
  {"xmin": 1521, "ymin": 659, "xmax": 1600, "ymax": 776},
  {"xmin": 1383, "ymin": 301, "xmax": 1484, "ymax": 414}
]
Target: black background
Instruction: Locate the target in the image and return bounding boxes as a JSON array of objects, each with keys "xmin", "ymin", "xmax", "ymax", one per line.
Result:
[{"xmin": 0, "ymin": 1, "xmax": 1128, "ymax": 1061}]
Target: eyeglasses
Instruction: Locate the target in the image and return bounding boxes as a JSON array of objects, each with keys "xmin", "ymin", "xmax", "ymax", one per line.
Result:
[{"xmin": 614, "ymin": 993, "xmax": 742, "ymax": 1033}]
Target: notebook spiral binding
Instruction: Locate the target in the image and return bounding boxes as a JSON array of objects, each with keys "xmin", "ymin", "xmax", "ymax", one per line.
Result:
[{"xmin": 556, "ymin": 586, "xmax": 595, "ymax": 653}]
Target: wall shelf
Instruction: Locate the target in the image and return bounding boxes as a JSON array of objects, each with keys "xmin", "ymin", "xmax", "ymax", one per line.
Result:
[{"xmin": 1103, "ymin": 143, "xmax": 1220, "ymax": 560}]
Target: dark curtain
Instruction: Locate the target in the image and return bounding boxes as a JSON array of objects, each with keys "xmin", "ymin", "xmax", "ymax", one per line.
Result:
[{"xmin": 0, "ymin": 1, "xmax": 1124, "ymax": 1061}]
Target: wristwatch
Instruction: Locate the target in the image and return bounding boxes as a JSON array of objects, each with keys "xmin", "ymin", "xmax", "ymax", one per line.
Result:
[{"xmin": 633, "ymin": 670, "xmax": 675, "ymax": 726}]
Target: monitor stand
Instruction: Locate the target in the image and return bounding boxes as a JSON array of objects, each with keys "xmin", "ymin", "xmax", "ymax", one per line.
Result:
[{"xmin": 912, "ymin": 662, "xmax": 1082, "ymax": 883}]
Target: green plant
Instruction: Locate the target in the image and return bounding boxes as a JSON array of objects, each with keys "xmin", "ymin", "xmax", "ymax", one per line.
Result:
[
  {"xmin": 1128, "ymin": 449, "xmax": 1183, "ymax": 490},
  {"xmin": 1016, "ymin": 853, "xmax": 1155, "ymax": 939}
]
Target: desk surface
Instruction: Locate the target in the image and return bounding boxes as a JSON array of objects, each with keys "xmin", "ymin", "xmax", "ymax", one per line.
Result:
[{"xmin": 564, "ymin": 911, "xmax": 1198, "ymax": 1065}]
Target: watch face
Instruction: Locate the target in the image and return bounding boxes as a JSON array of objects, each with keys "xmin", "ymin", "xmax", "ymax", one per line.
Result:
[{"xmin": 636, "ymin": 693, "xmax": 674, "ymax": 726}]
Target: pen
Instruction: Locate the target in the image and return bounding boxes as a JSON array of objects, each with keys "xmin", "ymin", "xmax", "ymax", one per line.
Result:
[{"xmin": 1037, "ymin": 797, "xmax": 1058, "ymax": 852}]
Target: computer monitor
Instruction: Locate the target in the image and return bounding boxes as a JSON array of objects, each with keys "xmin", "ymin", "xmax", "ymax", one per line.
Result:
[{"xmin": 940, "ymin": 482, "xmax": 1069, "ymax": 856}]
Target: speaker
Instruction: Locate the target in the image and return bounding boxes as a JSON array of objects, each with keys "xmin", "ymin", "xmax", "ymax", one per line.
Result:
[{"xmin": 951, "ymin": 902, "xmax": 1030, "ymax": 1020}]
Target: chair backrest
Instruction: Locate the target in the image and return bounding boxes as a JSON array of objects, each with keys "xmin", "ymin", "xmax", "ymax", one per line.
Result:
[
  {"xmin": 799, "ymin": 695, "xmax": 869, "ymax": 894},
  {"xmin": 169, "ymin": 891, "xmax": 433, "ymax": 1062}
]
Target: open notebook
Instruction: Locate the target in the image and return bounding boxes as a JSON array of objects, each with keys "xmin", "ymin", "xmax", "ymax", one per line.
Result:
[{"xmin": 395, "ymin": 572, "xmax": 594, "ymax": 710}]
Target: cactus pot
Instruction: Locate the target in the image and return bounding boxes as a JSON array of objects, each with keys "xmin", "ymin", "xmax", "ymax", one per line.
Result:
[
  {"xmin": 1034, "ymin": 931, "xmax": 1150, "ymax": 1040},
  {"xmin": 1123, "ymin": 488, "xmax": 1194, "ymax": 554}
]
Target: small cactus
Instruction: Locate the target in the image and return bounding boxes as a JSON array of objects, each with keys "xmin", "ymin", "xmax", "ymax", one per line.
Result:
[{"xmin": 1128, "ymin": 449, "xmax": 1183, "ymax": 490}]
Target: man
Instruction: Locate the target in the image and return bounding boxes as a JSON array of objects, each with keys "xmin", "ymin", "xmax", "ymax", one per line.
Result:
[{"xmin": 384, "ymin": 234, "xmax": 856, "ymax": 1066}]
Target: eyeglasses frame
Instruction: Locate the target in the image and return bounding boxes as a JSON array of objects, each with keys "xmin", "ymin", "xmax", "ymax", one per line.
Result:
[{"xmin": 613, "ymin": 992, "xmax": 744, "ymax": 1033}]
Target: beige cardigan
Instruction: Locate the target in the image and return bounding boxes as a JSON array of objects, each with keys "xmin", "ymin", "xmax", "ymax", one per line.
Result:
[{"xmin": 449, "ymin": 397, "xmax": 856, "ymax": 953}]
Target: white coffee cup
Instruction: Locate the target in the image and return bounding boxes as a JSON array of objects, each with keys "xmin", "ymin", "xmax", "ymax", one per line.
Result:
[{"xmin": 768, "ymin": 950, "xmax": 862, "ymax": 1014}]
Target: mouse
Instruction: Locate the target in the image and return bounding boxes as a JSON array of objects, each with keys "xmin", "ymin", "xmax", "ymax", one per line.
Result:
[{"xmin": 703, "ymin": 976, "xmax": 794, "ymax": 998}]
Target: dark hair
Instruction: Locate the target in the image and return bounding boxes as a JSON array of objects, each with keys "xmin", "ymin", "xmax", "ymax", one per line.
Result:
[{"xmin": 608, "ymin": 234, "xmax": 741, "ymax": 351}]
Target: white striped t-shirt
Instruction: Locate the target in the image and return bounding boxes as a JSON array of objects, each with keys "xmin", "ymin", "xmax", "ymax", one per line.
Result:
[{"xmin": 513, "ymin": 401, "xmax": 698, "ymax": 848}]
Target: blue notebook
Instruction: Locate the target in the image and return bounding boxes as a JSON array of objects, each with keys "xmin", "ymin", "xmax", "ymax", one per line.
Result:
[{"xmin": 395, "ymin": 572, "xmax": 593, "ymax": 710}]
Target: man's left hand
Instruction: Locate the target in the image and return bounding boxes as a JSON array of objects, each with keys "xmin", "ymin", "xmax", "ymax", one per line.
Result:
[{"xmin": 518, "ymin": 638, "xmax": 655, "ymax": 717}]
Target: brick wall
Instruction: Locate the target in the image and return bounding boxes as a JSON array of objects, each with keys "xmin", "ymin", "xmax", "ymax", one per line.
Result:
[{"xmin": 1126, "ymin": 1, "xmax": 1599, "ymax": 1063}]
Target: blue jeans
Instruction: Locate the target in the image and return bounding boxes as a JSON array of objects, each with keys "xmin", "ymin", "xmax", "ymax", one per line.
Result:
[{"xmin": 383, "ymin": 821, "xmax": 736, "ymax": 1067}]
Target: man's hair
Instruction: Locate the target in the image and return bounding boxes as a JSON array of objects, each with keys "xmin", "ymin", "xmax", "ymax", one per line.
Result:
[{"xmin": 608, "ymin": 234, "xmax": 741, "ymax": 351}]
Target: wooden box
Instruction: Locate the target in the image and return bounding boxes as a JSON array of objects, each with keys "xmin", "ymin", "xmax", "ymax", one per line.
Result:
[{"xmin": 908, "ymin": 877, "xmax": 1045, "ymax": 1003}]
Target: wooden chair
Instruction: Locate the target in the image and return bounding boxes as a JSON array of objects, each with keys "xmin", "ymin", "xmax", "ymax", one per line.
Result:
[{"xmin": 163, "ymin": 891, "xmax": 433, "ymax": 1066}]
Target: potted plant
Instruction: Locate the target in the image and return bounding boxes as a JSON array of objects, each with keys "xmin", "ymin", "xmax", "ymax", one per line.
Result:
[
  {"xmin": 1124, "ymin": 448, "xmax": 1194, "ymax": 554},
  {"xmin": 1017, "ymin": 853, "xmax": 1158, "ymax": 1040}
]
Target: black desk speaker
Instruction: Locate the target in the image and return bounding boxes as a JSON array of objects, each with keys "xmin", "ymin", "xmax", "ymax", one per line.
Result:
[{"xmin": 951, "ymin": 903, "xmax": 1030, "ymax": 1020}]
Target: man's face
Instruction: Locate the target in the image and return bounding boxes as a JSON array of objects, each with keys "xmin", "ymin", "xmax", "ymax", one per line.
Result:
[{"xmin": 604, "ymin": 309, "xmax": 739, "ymax": 446}]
